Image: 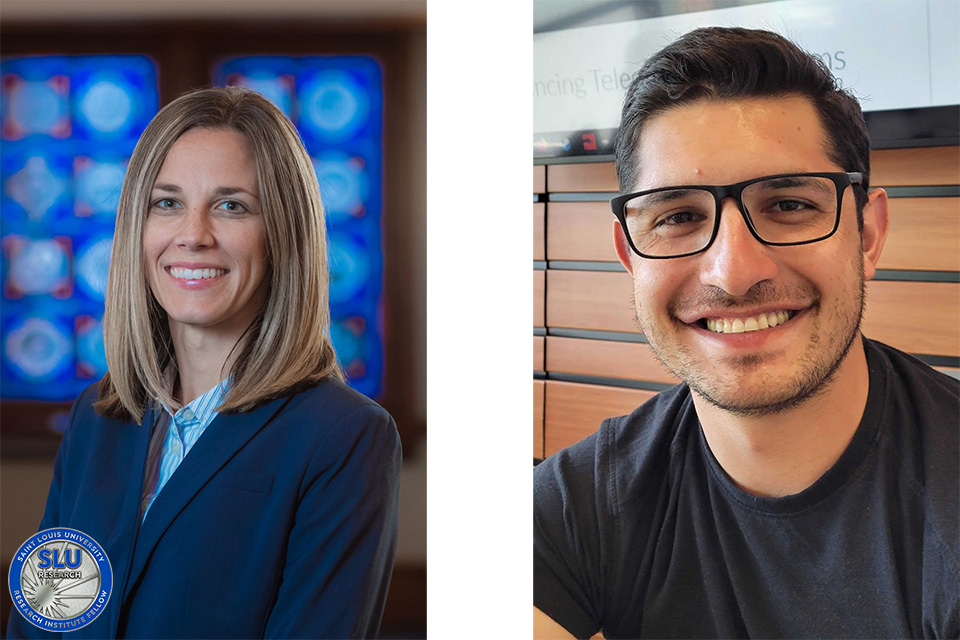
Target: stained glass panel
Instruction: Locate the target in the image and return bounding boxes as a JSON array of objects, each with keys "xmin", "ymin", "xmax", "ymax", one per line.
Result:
[
  {"xmin": 0, "ymin": 54, "xmax": 158, "ymax": 401},
  {"xmin": 214, "ymin": 55, "xmax": 384, "ymax": 399}
]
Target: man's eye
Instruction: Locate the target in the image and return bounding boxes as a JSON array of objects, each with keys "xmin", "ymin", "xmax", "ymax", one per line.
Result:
[
  {"xmin": 658, "ymin": 211, "xmax": 699, "ymax": 226},
  {"xmin": 774, "ymin": 200, "xmax": 811, "ymax": 212}
]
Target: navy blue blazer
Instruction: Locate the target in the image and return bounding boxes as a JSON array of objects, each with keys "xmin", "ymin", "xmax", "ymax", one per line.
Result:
[{"xmin": 7, "ymin": 378, "xmax": 401, "ymax": 639}]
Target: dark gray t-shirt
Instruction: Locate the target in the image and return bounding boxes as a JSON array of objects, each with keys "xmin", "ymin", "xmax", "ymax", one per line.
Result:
[{"xmin": 534, "ymin": 338, "xmax": 959, "ymax": 639}]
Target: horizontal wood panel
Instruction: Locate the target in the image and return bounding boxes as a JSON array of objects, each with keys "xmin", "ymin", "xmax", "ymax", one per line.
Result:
[
  {"xmin": 547, "ymin": 201, "xmax": 617, "ymax": 262},
  {"xmin": 877, "ymin": 197, "xmax": 960, "ymax": 272},
  {"xmin": 871, "ymin": 146, "xmax": 960, "ymax": 187},
  {"xmin": 862, "ymin": 280, "xmax": 960, "ymax": 357},
  {"xmin": 547, "ymin": 270, "xmax": 959, "ymax": 357},
  {"xmin": 546, "ymin": 270, "xmax": 635, "ymax": 332},
  {"xmin": 546, "ymin": 197, "xmax": 959, "ymax": 271},
  {"xmin": 534, "ymin": 336, "xmax": 545, "ymax": 371},
  {"xmin": 546, "ymin": 336, "xmax": 680, "ymax": 384},
  {"xmin": 544, "ymin": 380, "xmax": 656, "ymax": 456},
  {"xmin": 534, "ymin": 165, "xmax": 546, "ymax": 194},
  {"xmin": 534, "ymin": 270, "xmax": 546, "ymax": 327},
  {"xmin": 534, "ymin": 203, "xmax": 546, "ymax": 261},
  {"xmin": 534, "ymin": 380, "xmax": 545, "ymax": 459},
  {"xmin": 540, "ymin": 147, "xmax": 959, "ymax": 194},
  {"xmin": 547, "ymin": 162, "xmax": 617, "ymax": 193}
]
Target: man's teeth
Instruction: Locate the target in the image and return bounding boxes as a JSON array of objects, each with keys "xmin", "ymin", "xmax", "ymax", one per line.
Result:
[
  {"xmin": 705, "ymin": 311, "xmax": 793, "ymax": 334},
  {"xmin": 169, "ymin": 267, "xmax": 225, "ymax": 280}
]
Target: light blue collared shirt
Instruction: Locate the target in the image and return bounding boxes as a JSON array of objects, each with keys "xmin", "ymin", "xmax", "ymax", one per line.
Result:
[{"xmin": 140, "ymin": 377, "xmax": 229, "ymax": 522}]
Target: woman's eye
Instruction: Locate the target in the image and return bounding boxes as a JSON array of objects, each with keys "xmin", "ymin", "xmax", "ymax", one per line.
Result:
[
  {"xmin": 217, "ymin": 200, "xmax": 246, "ymax": 213},
  {"xmin": 153, "ymin": 198, "xmax": 178, "ymax": 209}
]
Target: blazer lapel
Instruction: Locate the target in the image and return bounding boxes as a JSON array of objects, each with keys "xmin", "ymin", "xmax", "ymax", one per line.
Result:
[
  {"xmin": 122, "ymin": 395, "xmax": 290, "ymax": 597},
  {"xmin": 101, "ymin": 404, "xmax": 154, "ymax": 639}
]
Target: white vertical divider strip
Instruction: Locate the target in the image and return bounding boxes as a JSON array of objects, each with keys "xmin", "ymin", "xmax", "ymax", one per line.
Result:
[{"xmin": 428, "ymin": 2, "xmax": 532, "ymax": 638}]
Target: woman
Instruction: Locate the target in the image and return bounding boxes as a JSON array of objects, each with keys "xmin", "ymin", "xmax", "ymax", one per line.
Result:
[{"xmin": 9, "ymin": 87, "xmax": 401, "ymax": 639}]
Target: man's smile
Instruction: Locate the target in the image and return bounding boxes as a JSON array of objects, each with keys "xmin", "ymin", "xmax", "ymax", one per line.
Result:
[
  {"xmin": 674, "ymin": 303, "xmax": 817, "ymax": 351},
  {"xmin": 703, "ymin": 310, "xmax": 793, "ymax": 333},
  {"xmin": 673, "ymin": 299, "xmax": 815, "ymax": 335}
]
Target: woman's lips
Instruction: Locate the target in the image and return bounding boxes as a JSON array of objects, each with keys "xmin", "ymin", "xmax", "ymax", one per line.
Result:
[{"xmin": 164, "ymin": 266, "xmax": 228, "ymax": 289}]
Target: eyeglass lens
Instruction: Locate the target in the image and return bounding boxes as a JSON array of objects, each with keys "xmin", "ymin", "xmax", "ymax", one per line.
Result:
[{"xmin": 623, "ymin": 175, "xmax": 841, "ymax": 257}]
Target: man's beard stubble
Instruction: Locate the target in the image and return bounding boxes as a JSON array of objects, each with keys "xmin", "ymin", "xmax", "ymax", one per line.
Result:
[{"xmin": 634, "ymin": 270, "xmax": 867, "ymax": 418}]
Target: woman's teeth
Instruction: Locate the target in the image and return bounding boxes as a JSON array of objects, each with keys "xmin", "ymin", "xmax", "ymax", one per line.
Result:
[
  {"xmin": 169, "ymin": 267, "xmax": 225, "ymax": 280},
  {"xmin": 705, "ymin": 311, "xmax": 793, "ymax": 334}
]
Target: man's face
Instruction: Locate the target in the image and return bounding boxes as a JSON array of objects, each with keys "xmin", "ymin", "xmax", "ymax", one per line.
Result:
[{"xmin": 614, "ymin": 96, "xmax": 881, "ymax": 416}]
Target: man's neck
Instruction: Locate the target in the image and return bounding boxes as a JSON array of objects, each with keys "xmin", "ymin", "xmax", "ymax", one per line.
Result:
[{"xmin": 692, "ymin": 338, "xmax": 871, "ymax": 498}]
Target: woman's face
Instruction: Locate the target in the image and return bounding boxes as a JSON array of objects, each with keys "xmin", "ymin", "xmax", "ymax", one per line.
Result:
[{"xmin": 144, "ymin": 128, "xmax": 269, "ymax": 340}]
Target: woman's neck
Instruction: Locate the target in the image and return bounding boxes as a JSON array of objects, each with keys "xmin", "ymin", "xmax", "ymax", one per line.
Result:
[{"xmin": 169, "ymin": 325, "xmax": 243, "ymax": 405}]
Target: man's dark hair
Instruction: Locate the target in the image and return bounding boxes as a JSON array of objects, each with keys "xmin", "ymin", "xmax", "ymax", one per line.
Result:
[{"xmin": 615, "ymin": 27, "xmax": 870, "ymax": 224}]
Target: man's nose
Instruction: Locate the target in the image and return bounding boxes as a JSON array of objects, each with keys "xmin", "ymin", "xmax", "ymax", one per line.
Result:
[
  {"xmin": 698, "ymin": 198, "xmax": 778, "ymax": 296},
  {"xmin": 175, "ymin": 208, "xmax": 215, "ymax": 250}
]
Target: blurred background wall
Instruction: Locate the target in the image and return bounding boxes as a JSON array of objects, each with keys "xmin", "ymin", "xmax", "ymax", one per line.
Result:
[{"xmin": 0, "ymin": 1, "xmax": 426, "ymax": 637}]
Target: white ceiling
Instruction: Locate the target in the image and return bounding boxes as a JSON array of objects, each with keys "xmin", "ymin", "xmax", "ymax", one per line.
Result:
[{"xmin": 0, "ymin": 0, "xmax": 426, "ymax": 25}]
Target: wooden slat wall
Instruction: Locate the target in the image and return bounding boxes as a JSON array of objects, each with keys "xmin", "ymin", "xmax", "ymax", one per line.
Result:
[
  {"xmin": 534, "ymin": 380, "xmax": 545, "ymax": 458},
  {"xmin": 877, "ymin": 198, "xmax": 960, "ymax": 271},
  {"xmin": 545, "ymin": 147, "xmax": 960, "ymax": 192},
  {"xmin": 547, "ymin": 337, "xmax": 679, "ymax": 384},
  {"xmin": 535, "ymin": 146, "xmax": 960, "ymax": 459},
  {"xmin": 534, "ymin": 165, "xmax": 546, "ymax": 194},
  {"xmin": 544, "ymin": 381, "xmax": 656, "ymax": 456},
  {"xmin": 548, "ymin": 198, "xmax": 960, "ymax": 272},
  {"xmin": 547, "ymin": 202, "xmax": 617, "ymax": 262},
  {"xmin": 534, "ymin": 270, "xmax": 545, "ymax": 327},
  {"xmin": 534, "ymin": 336, "xmax": 545, "ymax": 372},
  {"xmin": 870, "ymin": 147, "xmax": 960, "ymax": 186},
  {"xmin": 545, "ymin": 270, "xmax": 960, "ymax": 358},
  {"xmin": 534, "ymin": 203, "xmax": 546, "ymax": 261}
]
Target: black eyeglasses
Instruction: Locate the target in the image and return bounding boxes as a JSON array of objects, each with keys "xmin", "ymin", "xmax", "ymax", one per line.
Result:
[{"xmin": 610, "ymin": 172, "xmax": 863, "ymax": 259}]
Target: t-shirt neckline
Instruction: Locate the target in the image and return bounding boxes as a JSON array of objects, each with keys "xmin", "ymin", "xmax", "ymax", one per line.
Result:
[{"xmin": 697, "ymin": 337, "xmax": 888, "ymax": 515}]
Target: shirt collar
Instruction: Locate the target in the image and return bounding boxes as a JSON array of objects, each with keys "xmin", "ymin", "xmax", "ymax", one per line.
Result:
[{"xmin": 157, "ymin": 358, "xmax": 231, "ymax": 422}]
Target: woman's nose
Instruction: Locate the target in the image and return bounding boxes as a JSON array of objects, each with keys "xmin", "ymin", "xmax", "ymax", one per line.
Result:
[{"xmin": 175, "ymin": 209, "xmax": 215, "ymax": 250}]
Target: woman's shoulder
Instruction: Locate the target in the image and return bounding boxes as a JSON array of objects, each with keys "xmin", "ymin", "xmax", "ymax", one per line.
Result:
[
  {"xmin": 278, "ymin": 377, "xmax": 398, "ymax": 443},
  {"xmin": 284, "ymin": 377, "xmax": 388, "ymax": 417},
  {"xmin": 71, "ymin": 381, "xmax": 129, "ymax": 428}
]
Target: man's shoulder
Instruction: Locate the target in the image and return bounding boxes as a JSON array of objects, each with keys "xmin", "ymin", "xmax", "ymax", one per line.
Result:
[
  {"xmin": 866, "ymin": 337, "xmax": 958, "ymax": 459},
  {"xmin": 600, "ymin": 382, "xmax": 696, "ymax": 459},
  {"xmin": 866, "ymin": 339, "xmax": 959, "ymax": 583},
  {"xmin": 534, "ymin": 382, "xmax": 695, "ymax": 500},
  {"xmin": 533, "ymin": 383, "xmax": 699, "ymax": 637},
  {"xmin": 866, "ymin": 338, "xmax": 959, "ymax": 403}
]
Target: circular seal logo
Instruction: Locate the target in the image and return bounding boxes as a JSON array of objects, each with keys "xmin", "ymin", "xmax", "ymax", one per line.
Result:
[{"xmin": 7, "ymin": 527, "xmax": 113, "ymax": 632}]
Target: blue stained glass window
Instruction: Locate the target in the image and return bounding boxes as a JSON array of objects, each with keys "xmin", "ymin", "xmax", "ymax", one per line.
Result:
[
  {"xmin": 0, "ymin": 54, "xmax": 159, "ymax": 401},
  {"xmin": 213, "ymin": 56, "xmax": 384, "ymax": 399},
  {"xmin": 1, "ymin": 53, "xmax": 383, "ymax": 403}
]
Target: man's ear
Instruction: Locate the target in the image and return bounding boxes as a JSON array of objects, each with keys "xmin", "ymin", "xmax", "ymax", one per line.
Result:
[
  {"xmin": 613, "ymin": 220, "xmax": 635, "ymax": 275},
  {"xmin": 861, "ymin": 188, "xmax": 889, "ymax": 281}
]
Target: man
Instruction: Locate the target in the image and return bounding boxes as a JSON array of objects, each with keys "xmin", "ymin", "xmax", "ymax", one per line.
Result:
[{"xmin": 533, "ymin": 27, "xmax": 958, "ymax": 639}]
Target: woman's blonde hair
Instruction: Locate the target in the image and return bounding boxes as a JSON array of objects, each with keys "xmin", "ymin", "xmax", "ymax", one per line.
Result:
[{"xmin": 95, "ymin": 86, "xmax": 343, "ymax": 423}]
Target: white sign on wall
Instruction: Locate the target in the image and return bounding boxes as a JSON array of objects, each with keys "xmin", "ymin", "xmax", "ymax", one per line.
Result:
[{"xmin": 534, "ymin": 0, "xmax": 960, "ymax": 138}]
